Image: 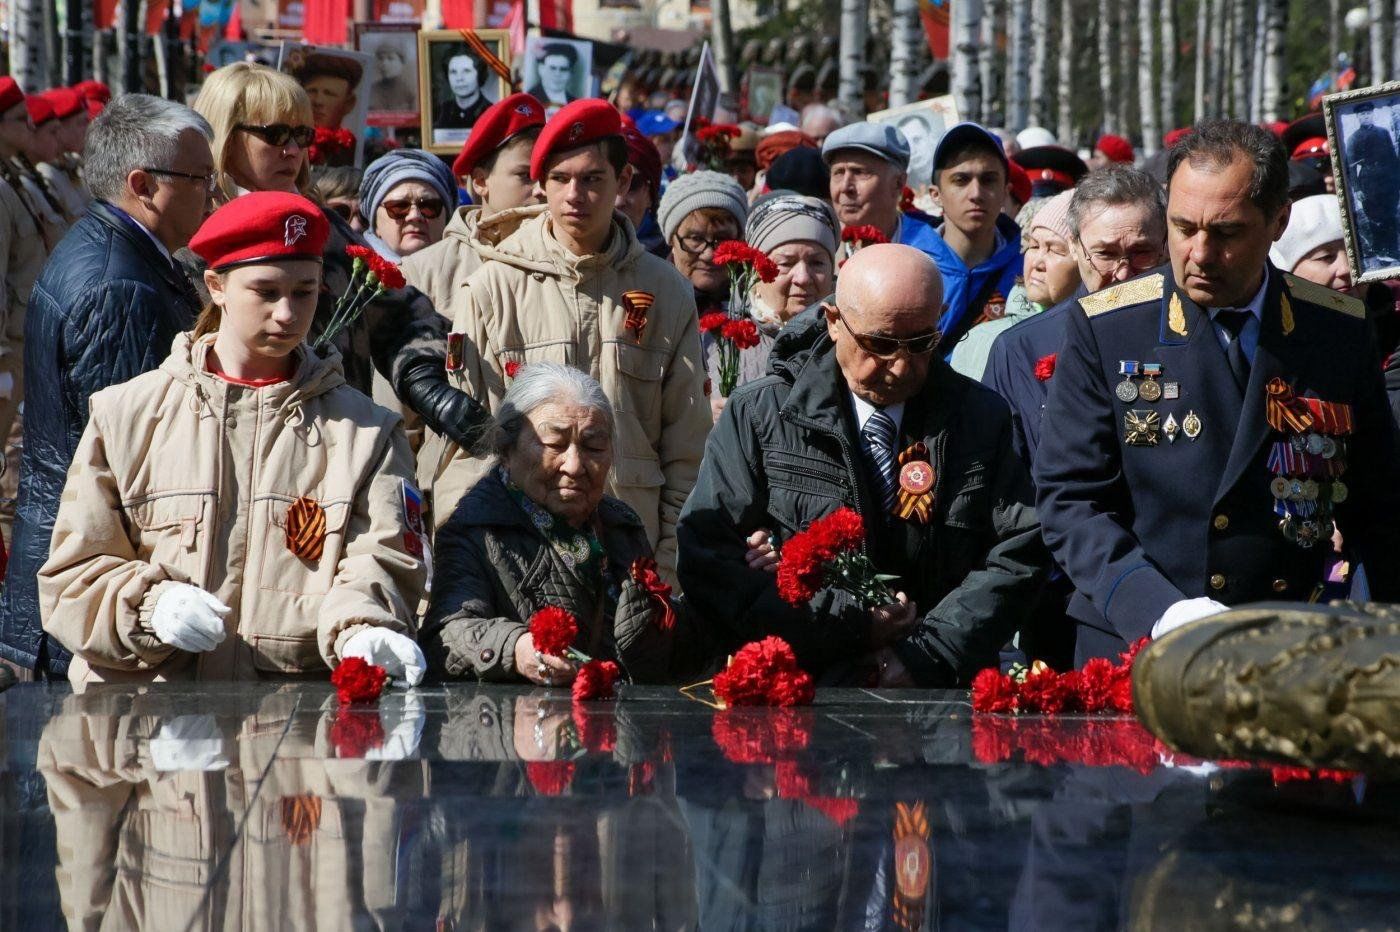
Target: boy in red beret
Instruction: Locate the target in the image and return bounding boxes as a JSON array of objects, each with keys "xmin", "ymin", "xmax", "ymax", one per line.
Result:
[{"xmin": 427, "ymin": 99, "xmax": 710, "ymax": 586}]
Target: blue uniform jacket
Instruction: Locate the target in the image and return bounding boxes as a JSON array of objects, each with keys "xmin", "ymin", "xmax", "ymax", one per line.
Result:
[
  {"xmin": 914, "ymin": 213, "xmax": 1022, "ymax": 344},
  {"xmin": 1035, "ymin": 264, "xmax": 1400, "ymax": 663}
]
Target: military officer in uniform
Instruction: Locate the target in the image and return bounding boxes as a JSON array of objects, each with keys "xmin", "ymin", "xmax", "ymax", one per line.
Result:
[
  {"xmin": 1035, "ymin": 120, "xmax": 1400, "ymax": 664},
  {"xmin": 1345, "ymin": 102, "xmax": 1400, "ymax": 265}
]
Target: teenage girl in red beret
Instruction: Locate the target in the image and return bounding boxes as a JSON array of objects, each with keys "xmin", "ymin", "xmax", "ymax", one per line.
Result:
[{"xmin": 39, "ymin": 192, "xmax": 429, "ymax": 687}]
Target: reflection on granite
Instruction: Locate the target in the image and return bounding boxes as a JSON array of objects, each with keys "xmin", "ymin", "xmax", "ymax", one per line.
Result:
[{"xmin": 1, "ymin": 682, "xmax": 1397, "ymax": 930}]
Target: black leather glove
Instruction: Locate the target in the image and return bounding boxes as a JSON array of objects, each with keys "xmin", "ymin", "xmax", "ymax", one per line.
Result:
[{"xmin": 398, "ymin": 355, "xmax": 491, "ymax": 450}]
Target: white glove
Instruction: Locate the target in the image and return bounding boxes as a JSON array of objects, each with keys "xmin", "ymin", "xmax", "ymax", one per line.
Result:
[
  {"xmin": 1150, "ymin": 597, "xmax": 1229, "ymax": 640},
  {"xmin": 342, "ymin": 627, "xmax": 426, "ymax": 687},
  {"xmin": 151, "ymin": 583, "xmax": 230, "ymax": 653},
  {"xmin": 364, "ymin": 692, "xmax": 426, "ymax": 761},
  {"xmin": 149, "ymin": 714, "xmax": 228, "ymax": 772}
]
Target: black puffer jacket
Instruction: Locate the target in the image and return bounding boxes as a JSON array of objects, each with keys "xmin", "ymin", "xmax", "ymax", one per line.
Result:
[
  {"xmin": 676, "ymin": 311, "xmax": 1049, "ymax": 685},
  {"xmin": 0, "ymin": 202, "xmax": 202, "ymax": 674}
]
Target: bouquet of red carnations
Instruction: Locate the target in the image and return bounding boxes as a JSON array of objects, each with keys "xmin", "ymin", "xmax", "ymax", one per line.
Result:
[
  {"xmin": 694, "ymin": 121, "xmax": 741, "ymax": 171},
  {"xmin": 841, "ymin": 224, "xmax": 889, "ymax": 252},
  {"xmin": 315, "ymin": 244, "xmax": 407, "ymax": 350},
  {"xmin": 699, "ymin": 241, "xmax": 778, "ymax": 396},
  {"xmin": 776, "ymin": 507, "xmax": 896, "ymax": 610},
  {"xmin": 970, "ymin": 639, "xmax": 1150, "ymax": 715}
]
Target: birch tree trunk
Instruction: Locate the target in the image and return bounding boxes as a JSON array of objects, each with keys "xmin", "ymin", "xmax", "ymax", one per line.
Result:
[
  {"xmin": 837, "ymin": 0, "xmax": 867, "ymax": 112},
  {"xmin": 1194, "ymin": 0, "xmax": 1208, "ymax": 121},
  {"xmin": 953, "ymin": 0, "xmax": 984, "ymax": 123},
  {"xmin": 1139, "ymin": 0, "xmax": 1159, "ymax": 155},
  {"xmin": 980, "ymin": 0, "xmax": 1001, "ymax": 125},
  {"xmin": 710, "ymin": 0, "xmax": 737, "ymax": 93},
  {"xmin": 1230, "ymin": 0, "xmax": 1248, "ymax": 120},
  {"xmin": 1249, "ymin": 0, "xmax": 1266, "ymax": 122},
  {"xmin": 9, "ymin": 0, "xmax": 47, "ymax": 90},
  {"xmin": 1116, "ymin": 0, "xmax": 1132, "ymax": 137},
  {"xmin": 1330, "ymin": 0, "xmax": 1341, "ymax": 71},
  {"xmin": 1006, "ymin": 0, "xmax": 1030, "ymax": 129},
  {"xmin": 1393, "ymin": 0, "xmax": 1400, "ymax": 83},
  {"xmin": 1369, "ymin": 0, "xmax": 1387, "ymax": 83},
  {"xmin": 1057, "ymin": 0, "xmax": 1075, "ymax": 144},
  {"xmin": 1160, "ymin": 0, "xmax": 1176, "ymax": 132},
  {"xmin": 1208, "ymin": 0, "xmax": 1226, "ymax": 117},
  {"xmin": 888, "ymin": 0, "xmax": 921, "ymax": 108},
  {"xmin": 1261, "ymin": 0, "xmax": 1287, "ymax": 121},
  {"xmin": 1098, "ymin": 0, "xmax": 1118, "ymax": 134},
  {"xmin": 1030, "ymin": 0, "xmax": 1050, "ymax": 126}
]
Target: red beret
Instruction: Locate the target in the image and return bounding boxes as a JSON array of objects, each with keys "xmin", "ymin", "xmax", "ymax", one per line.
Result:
[
  {"xmin": 42, "ymin": 88, "xmax": 83, "ymax": 119},
  {"xmin": 189, "ymin": 192, "xmax": 330, "ymax": 271},
  {"xmin": 1007, "ymin": 160, "xmax": 1031, "ymax": 206},
  {"xmin": 73, "ymin": 80, "xmax": 111, "ymax": 104},
  {"xmin": 530, "ymin": 99, "xmax": 623, "ymax": 181},
  {"xmin": 1291, "ymin": 136, "xmax": 1329, "ymax": 160},
  {"xmin": 452, "ymin": 93, "xmax": 545, "ymax": 179},
  {"xmin": 0, "ymin": 78, "xmax": 25, "ymax": 117},
  {"xmin": 1163, "ymin": 126, "xmax": 1194, "ymax": 149},
  {"xmin": 85, "ymin": 97, "xmax": 104, "ymax": 119},
  {"xmin": 25, "ymin": 96, "xmax": 54, "ymax": 126},
  {"xmin": 621, "ymin": 126, "xmax": 662, "ymax": 202},
  {"xmin": 1095, "ymin": 133, "xmax": 1134, "ymax": 163}
]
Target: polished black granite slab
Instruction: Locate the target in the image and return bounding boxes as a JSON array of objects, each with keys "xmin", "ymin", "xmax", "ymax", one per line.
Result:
[{"xmin": 3, "ymin": 681, "xmax": 1399, "ymax": 930}]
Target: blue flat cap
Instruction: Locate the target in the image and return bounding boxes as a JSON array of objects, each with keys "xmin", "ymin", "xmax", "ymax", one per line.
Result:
[
  {"xmin": 933, "ymin": 121, "xmax": 1008, "ymax": 173},
  {"xmin": 637, "ymin": 110, "xmax": 681, "ymax": 137},
  {"xmin": 821, "ymin": 122, "xmax": 911, "ymax": 170}
]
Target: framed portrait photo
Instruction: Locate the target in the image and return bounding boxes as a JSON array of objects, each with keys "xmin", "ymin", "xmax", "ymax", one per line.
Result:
[
  {"xmin": 1324, "ymin": 81, "xmax": 1400, "ymax": 284},
  {"xmin": 745, "ymin": 67, "xmax": 783, "ymax": 125},
  {"xmin": 279, "ymin": 43, "xmax": 373, "ymax": 167},
  {"xmin": 868, "ymin": 95, "xmax": 960, "ymax": 191},
  {"xmin": 419, "ymin": 29, "xmax": 512, "ymax": 154},
  {"xmin": 522, "ymin": 36, "xmax": 593, "ymax": 117},
  {"xmin": 355, "ymin": 23, "xmax": 420, "ymax": 129}
]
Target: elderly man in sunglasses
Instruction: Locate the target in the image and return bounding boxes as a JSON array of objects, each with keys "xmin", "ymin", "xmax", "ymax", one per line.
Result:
[{"xmin": 678, "ymin": 243, "xmax": 1049, "ymax": 687}]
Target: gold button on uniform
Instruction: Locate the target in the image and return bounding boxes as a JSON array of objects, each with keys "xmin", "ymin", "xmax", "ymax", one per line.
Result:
[
  {"xmin": 1209, "ymin": 574, "xmax": 1226, "ymax": 591},
  {"xmin": 1213, "ymin": 514, "xmax": 1229, "ymax": 531},
  {"xmin": 1272, "ymin": 578, "xmax": 1288, "ymax": 593}
]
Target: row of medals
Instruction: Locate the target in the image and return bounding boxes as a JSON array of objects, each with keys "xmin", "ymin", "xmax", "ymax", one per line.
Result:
[
  {"xmin": 1116, "ymin": 361, "xmax": 1200, "ymax": 445},
  {"xmin": 1271, "ymin": 429, "xmax": 1348, "ymax": 549}
]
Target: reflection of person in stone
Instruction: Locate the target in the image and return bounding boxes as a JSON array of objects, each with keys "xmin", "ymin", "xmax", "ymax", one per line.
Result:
[
  {"xmin": 368, "ymin": 41, "xmax": 416, "ymax": 113},
  {"xmin": 1348, "ymin": 101, "xmax": 1400, "ymax": 263},
  {"xmin": 433, "ymin": 48, "xmax": 491, "ymax": 130},
  {"xmin": 525, "ymin": 43, "xmax": 579, "ymax": 106}
]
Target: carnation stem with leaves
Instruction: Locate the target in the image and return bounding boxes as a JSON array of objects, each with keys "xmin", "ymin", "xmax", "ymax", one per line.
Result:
[
  {"xmin": 698, "ymin": 241, "xmax": 777, "ymax": 396},
  {"xmin": 315, "ymin": 244, "xmax": 406, "ymax": 350}
]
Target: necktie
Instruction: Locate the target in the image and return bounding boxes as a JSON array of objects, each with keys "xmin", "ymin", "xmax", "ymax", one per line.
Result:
[
  {"xmin": 1215, "ymin": 309, "xmax": 1252, "ymax": 392},
  {"xmin": 861, "ymin": 408, "xmax": 899, "ymax": 514}
]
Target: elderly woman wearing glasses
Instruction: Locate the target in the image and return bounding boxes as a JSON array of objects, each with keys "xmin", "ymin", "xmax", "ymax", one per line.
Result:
[
  {"xmin": 188, "ymin": 62, "xmax": 488, "ymax": 464},
  {"xmin": 657, "ymin": 170, "xmax": 749, "ymax": 311},
  {"xmin": 358, "ymin": 149, "xmax": 456, "ymax": 260},
  {"xmin": 422, "ymin": 363, "xmax": 705, "ymax": 686}
]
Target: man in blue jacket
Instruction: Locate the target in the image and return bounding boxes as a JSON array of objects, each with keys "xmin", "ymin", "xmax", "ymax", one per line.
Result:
[{"xmin": 0, "ymin": 95, "xmax": 214, "ymax": 680}]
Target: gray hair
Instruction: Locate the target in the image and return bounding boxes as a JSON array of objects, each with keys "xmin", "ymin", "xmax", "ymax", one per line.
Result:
[
  {"xmin": 1166, "ymin": 119, "xmax": 1289, "ymax": 219},
  {"xmin": 84, "ymin": 94, "xmax": 213, "ymax": 203},
  {"xmin": 1067, "ymin": 165, "xmax": 1167, "ymax": 239},
  {"xmin": 493, "ymin": 362, "xmax": 615, "ymax": 456}
]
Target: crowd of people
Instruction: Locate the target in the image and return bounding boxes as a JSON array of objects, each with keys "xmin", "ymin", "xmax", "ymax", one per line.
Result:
[{"xmin": 0, "ymin": 61, "xmax": 1396, "ymax": 694}]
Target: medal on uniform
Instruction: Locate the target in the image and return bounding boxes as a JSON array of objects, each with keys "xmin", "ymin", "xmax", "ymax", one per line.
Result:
[
  {"xmin": 621, "ymin": 290, "xmax": 654, "ymax": 341},
  {"xmin": 1162, "ymin": 380, "xmax": 1180, "ymax": 400},
  {"xmin": 1123, "ymin": 409, "xmax": 1159, "ymax": 445},
  {"xmin": 894, "ymin": 442, "xmax": 936, "ymax": 524},
  {"xmin": 1182, "ymin": 410, "xmax": 1202, "ymax": 440},
  {"xmin": 1138, "ymin": 362, "xmax": 1163, "ymax": 401},
  {"xmin": 1270, "ymin": 476, "xmax": 1290, "ymax": 499},
  {"xmin": 446, "ymin": 332, "xmax": 465, "ymax": 372},
  {"xmin": 1116, "ymin": 360, "xmax": 1140, "ymax": 402},
  {"xmin": 1163, "ymin": 413, "xmax": 1179, "ymax": 443},
  {"xmin": 285, "ymin": 497, "xmax": 327, "ymax": 563},
  {"xmin": 1331, "ymin": 479, "xmax": 1348, "ymax": 504}
]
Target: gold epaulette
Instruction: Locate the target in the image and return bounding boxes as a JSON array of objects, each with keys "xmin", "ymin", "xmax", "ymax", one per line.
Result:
[
  {"xmin": 1079, "ymin": 273, "xmax": 1165, "ymax": 318},
  {"xmin": 1283, "ymin": 271, "xmax": 1365, "ymax": 319}
]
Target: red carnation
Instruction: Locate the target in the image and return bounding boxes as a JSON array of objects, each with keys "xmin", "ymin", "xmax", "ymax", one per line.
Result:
[
  {"xmin": 753, "ymin": 253, "xmax": 779, "ymax": 282},
  {"xmin": 712, "ymin": 240, "xmax": 760, "ymax": 266},
  {"xmin": 1108, "ymin": 668, "xmax": 1135, "ymax": 713},
  {"xmin": 713, "ymin": 636, "xmax": 815, "ymax": 707},
  {"xmin": 841, "ymin": 224, "xmax": 889, "ymax": 246},
  {"xmin": 329, "ymin": 706, "xmax": 385, "ymax": 757},
  {"xmin": 775, "ymin": 507, "xmax": 885, "ymax": 608},
  {"xmin": 630, "ymin": 557, "xmax": 676, "ymax": 631},
  {"xmin": 367, "ymin": 253, "xmax": 406, "ymax": 290},
  {"xmin": 526, "ymin": 760, "xmax": 575, "ymax": 795},
  {"xmin": 1017, "ymin": 669, "xmax": 1072, "ymax": 714},
  {"xmin": 529, "ymin": 606, "xmax": 578, "ymax": 658},
  {"xmin": 720, "ymin": 317, "xmax": 761, "ymax": 350},
  {"xmin": 331, "ymin": 656, "xmax": 388, "ymax": 705},
  {"xmin": 1118, "ymin": 637, "xmax": 1150, "ymax": 666},
  {"xmin": 571, "ymin": 704, "xmax": 618, "ymax": 752},
  {"xmin": 696, "ymin": 123, "xmax": 741, "ymax": 144},
  {"xmin": 504, "ymin": 359, "xmax": 521, "ymax": 378},
  {"xmin": 1074, "ymin": 657, "xmax": 1116, "ymax": 712},
  {"xmin": 698, "ymin": 311, "xmax": 729, "ymax": 334},
  {"xmin": 1034, "ymin": 353, "xmax": 1057, "ymax": 381},
  {"xmin": 711, "ymin": 706, "xmax": 814, "ymax": 763},
  {"xmin": 571, "ymin": 659, "xmax": 621, "ymax": 702},
  {"xmin": 346, "ymin": 244, "xmax": 375, "ymax": 263},
  {"xmin": 971, "ymin": 668, "xmax": 1018, "ymax": 713}
]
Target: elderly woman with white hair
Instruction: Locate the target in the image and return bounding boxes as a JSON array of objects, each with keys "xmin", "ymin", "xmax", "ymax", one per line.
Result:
[{"xmin": 422, "ymin": 363, "xmax": 702, "ymax": 686}]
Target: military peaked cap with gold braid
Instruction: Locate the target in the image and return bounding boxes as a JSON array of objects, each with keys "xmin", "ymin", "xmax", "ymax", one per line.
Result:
[{"xmin": 1078, "ymin": 273, "xmax": 1166, "ymax": 318}]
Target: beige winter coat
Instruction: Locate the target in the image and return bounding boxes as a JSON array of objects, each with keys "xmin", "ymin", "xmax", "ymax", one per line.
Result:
[
  {"xmin": 39, "ymin": 332, "xmax": 426, "ymax": 685},
  {"xmin": 432, "ymin": 205, "xmax": 711, "ymax": 584}
]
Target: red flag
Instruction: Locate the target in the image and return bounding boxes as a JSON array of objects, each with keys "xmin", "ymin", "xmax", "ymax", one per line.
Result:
[
  {"xmin": 145, "ymin": 0, "xmax": 169, "ymax": 35},
  {"xmin": 223, "ymin": 0, "xmax": 242, "ymax": 41},
  {"xmin": 919, "ymin": 0, "xmax": 950, "ymax": 60},
  {"xmin": 440, "ymin": 0, "xmax": 474, "ymax": 28},
  {"xmin": 301, "ymin": 0, "xmax": 348, "ymax": 44},
  {"xmin": 538, "ymin": 0, "xmax": 572, "ymax": 33},
  {"xmin": 95, "ymin": 0, "xmax": 118, "ymax": 30}
]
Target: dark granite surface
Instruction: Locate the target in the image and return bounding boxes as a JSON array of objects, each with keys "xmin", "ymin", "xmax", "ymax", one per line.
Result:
[{"xmin": 2, "ymin": 681, "xmax": 1398, "ymax": 930}]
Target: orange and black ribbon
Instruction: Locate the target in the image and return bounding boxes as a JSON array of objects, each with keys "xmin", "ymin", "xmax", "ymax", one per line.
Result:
[
  {"xmin": 1265, "ymin": 378, "xmax": 1315, "ymax": 434},
  {"xmin": 458, "ymin": 30, "xmax": 514, "ymax": 87},
  {"xmin": 285, "ymin": 497, "xmax": 327, "ymax": 562},
  {"xmin": 281, "ymin": 794, "xmax": 322, "ymax": 845},
  {"xmin": 622, "ymin": 290, "xmax": 654, "ymax": 341},
  {"xmin": 894, "ymin": 442, "xmax": 935, "ymax": 524}
]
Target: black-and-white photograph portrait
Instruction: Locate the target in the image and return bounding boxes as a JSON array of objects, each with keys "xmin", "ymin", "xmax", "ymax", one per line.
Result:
[
  {"xmin": 1326, "ymin": 81, "xmax": 1400, "ymax": 283},
  {"xmin": 280, "ymin": 43, "xmax": 372, "ymax": 166},
  {"xmin": 868, "ymin": 96, "xmax": 960, "ymax": 191},
  {"xmin": 746, "ymin": 67, "xmax": 782, "ymax": 124},
  {"xmin": 522, "ymin": 36, "xmax": 593, "ymax": 113},
  {"xmin": 419, "ymin": 30, "xmax": 511, "ymax": 152},
  {"xmin": 355, "ymin": 24, "xmax": 420, "ymax": 128}
]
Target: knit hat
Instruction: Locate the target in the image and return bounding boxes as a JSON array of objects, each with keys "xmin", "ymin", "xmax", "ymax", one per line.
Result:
[
  {"xmin": 358, "ymin": 149, "xmax": 457, "ymax": 227},
  {"xmin": 765, "ymin": 146, "xmax": 830, "ymax": 200},
  {"xmin": 1269, "ymin": 194, "xmax": 1344, "ymax": 272},
  {"xmin": 746, "ymin": 190, "xmax": 839, "ymax": 258},
  {"xmin": 656, "ymin": 169, "xmax": 748, "ymax": 242},
  {"xmin": 1027, "ymin": 189, "xmax": 1075, "ymax": 243}
]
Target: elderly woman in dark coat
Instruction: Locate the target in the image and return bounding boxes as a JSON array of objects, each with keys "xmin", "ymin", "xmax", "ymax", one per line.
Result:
[{"xmin": 423, "ymin": 363, "xmax": 706, "ymax": 685}]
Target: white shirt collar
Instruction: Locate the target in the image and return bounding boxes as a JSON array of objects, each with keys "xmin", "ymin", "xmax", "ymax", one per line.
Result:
[
  {"xmin": 849, "ymin": 391, "xmax": 904, "ymax": 433},
  {"xmin": 111, "ymin": 204, "xmax": 173, "ymax": 263}
]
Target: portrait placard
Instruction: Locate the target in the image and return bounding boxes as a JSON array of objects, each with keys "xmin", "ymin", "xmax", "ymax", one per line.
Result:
[
  {"xmin": 279, "ymin": 43, "xmax": 372, "ymax": 167},
  {"xmin": 867, "ymin": 95, "xmax": 960, "ymax": 191},
  {"xmin": 522, "ymin": 36, "xmax": 594, "ymax": 118},
  {"xmin": 1324, "ymin": 81, "xmax": 1400, "ymax": 283},
  {"xmin": 418, "ymin": 29, "xmax": 512, "ymax": 155},
  {"xmin": 355, "ymin": 23, "xmax": 420, "ymax": 129}
]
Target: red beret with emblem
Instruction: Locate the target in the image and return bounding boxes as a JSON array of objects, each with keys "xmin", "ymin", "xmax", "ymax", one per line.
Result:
[
  {"xmin": 1291, "ymin": 136, "xmax": 1329, "ymax": 160},
  {"xmin": 1007, "ymin": 160, "xmax": 1031, "ymax": 206},
  {"xmin": 42, "ymin": 88, "xmax": 83, "ymax": 120},
  {"xmin": 0, "ymin": 78, "xmax": 25, "ymax": 117},
  {"xmin": 452, "ymin": 92, "xmax": 546, "ymax": 179},
  {"xmin": 530, "ymin": 98, "xmax": 624, "ymax": 181},
  {"xmin": 189, "ymin": 192, "xmax": 330, "ymax": 271},
  {"xmin": 25, "ymin": 96, "xmax": 54, "ymax": 126},
  {"xmin": 1095, "ymin": 134, "xmax": 1134, "ymax": 164},
  {"xmin": 72, "ymin": 80, "xmax": 111, "ymax": 104}
]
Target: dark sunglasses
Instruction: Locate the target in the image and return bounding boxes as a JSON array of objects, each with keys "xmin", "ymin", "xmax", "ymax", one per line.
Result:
[
  {"xmin": 834, "ymin": 307, "xmax": 940, "ymax": 357},
  {"xmin": 382, "ymin": 197, "xmax": 445, "ymax": 221},
  {"xmin": 237, "ymin": 123, "xmax": 315, "ymax": 148},
  {"xmin": 326, "ymin": 202, "xmax": 355, "ymax": 221}
]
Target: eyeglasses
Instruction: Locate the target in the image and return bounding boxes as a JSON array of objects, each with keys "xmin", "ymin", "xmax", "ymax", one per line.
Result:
[
  {"xmin": 674, "ymin": 232, "xmax": 733, "ymax": 255},
  {"xmin": 143, "ymin": 167, "xmax": 218, "ymax": 192},
  {"xmin": 237, "ymin": 123, "xmax": 315, "ymax": 149},
  {"xmin": 326, "ymin": 201, "xmax": 355, "ymax": 221},
  {"xmin": 834, "ymin": 307, "xmax": 941, "ymax": 357},
  {"xmin": 1075, "ymin": 236, "xmax": 1161, "ymax": 276},
  {"xmin": 381, "ymin": 196, "xmax": 445, "ymax": 221}
]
